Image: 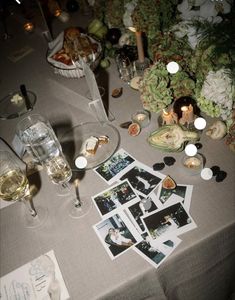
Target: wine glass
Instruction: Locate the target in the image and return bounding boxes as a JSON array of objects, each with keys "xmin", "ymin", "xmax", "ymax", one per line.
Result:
[
  {"xmin": 16, "ymin": 114, "xmax": 91, "ymax": 218},
  {"xmin": 16, "ymin": 114, "xmax": 70, "ymax": 196},
  {"xmin": 0, "ymin": 151, "xmax": 47, "ymax": 228},
  {"xmin": 67, "ymin": 177, "xmax": 92, "ymax": 219}
]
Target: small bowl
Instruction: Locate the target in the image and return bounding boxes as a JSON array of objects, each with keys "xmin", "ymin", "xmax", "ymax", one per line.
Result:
[{"xmin": 0, "ymin": 91, "xmax": 36, "ymax": 120}]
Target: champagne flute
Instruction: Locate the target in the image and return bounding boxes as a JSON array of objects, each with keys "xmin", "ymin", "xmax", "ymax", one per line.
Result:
[{"xmin": 0, "ymin": 151, "xmax": 47, "ymax": 228}]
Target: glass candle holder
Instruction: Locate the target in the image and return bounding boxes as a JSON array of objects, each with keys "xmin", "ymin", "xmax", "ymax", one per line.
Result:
[
  {"xmin": 23, "ymin": 22, "xmax": 34, "ymax": 33},
  {"xmin": 181, "ymin": 154, "xmax": 203, "ymax": 175},
  {"xmin": 132, "ymin": 110, "xmax": 150, "ymax": 128}
]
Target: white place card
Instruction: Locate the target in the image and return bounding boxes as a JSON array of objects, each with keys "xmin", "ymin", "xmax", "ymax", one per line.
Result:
[{"xmin": 0, "ymin": 250, "xmax": 69, "ymax": 300}]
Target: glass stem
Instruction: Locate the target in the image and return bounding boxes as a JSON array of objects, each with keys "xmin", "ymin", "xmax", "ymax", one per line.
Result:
[
  {"xmin": 74, "ymin": 184, "xmax": 81, "ymax": 208},
  {"xmin": 22, "ymin": 197, "xmax": 37, "ymax": 218}
]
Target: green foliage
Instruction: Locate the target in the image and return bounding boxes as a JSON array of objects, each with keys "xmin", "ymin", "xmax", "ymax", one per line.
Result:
[{"xmin": 139, "ymin": 62, "xmax": 172, "ymax": 113}]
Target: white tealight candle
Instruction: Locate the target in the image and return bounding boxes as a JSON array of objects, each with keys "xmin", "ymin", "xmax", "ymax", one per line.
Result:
[
  {"xmin": 201, "ymin": 168, "xmax": 213, "ymax": 180},
  {"xmin": 194, "ymin": 117, "xmax": 207, "ymax": 130},
  {"xmin": 185, "ymin": 144, "xmax": 198, "ymax": 156},
  {"xmin": 132, "ymin": 111, "xmax": 150, "ymax": 128},
  {"xmin": 182, "ymin": 154, "xmax": 203, "ymax": 175},
  {"xmin": 167, "ymin": 61, "xmax": 180, "ymax": 74},
  {"xmin": 75, "ymin": 156, "xmax": 87, "ymax": 169}
]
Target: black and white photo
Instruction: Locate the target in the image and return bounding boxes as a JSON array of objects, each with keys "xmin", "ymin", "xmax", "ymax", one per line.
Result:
[
  {"xmin": 125, "ymin": 193, "xmax": 161, "ymax": 233},
  {"xmin": 142, "ymin": 201, "xmax": 197, "ymax": 241},
  {"xmin": 119, "ymin": 162, "xmax": 165, "ymax": 197},
  {"xmin": 134, "ymin": 233, "xmax": 181, "ymax": 268},
  {"xmin": 93, "ymin": 212, "xmax": 141, "ymax": 259}
]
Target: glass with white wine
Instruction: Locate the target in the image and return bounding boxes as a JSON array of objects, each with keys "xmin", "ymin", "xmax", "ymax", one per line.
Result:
[{"xmin": 0, "ymin": 151, "xmax": 47, "ymax": 228}]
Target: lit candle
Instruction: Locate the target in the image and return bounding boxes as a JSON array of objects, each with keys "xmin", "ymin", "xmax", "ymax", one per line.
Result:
[
  {"xmin": 170, "ymin": 109, "xmax": 178, "ymax": 124},
  {"xmin": 162, "ymin": 109, "xmax": 174, "ymax": 125},
  {"xmin": 132, "ymin": 110, "xmax": 150, "ymax": 128},
  {"xmin": 182, "ymin": 154, "xmax": 203, "ymax": 175},
  {"xmin": 23, "ymin": 22, "xmax": 34, "ymax": 33},
  {"xmin": 187, "ymin": 104, "xmax": 194, "ymax": 123},
  {"xmin": 179, "ymin": 105, "xmax": 194, "ymax": 125}
]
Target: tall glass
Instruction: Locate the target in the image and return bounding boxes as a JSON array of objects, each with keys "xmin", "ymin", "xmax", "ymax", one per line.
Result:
[
  {"xmin": 16, "ymin": 114, "xmax": 72, "ymax": 195},
  {"xmin": 0, "ymin": 151, "xmax": 47, "ymax": 228}
]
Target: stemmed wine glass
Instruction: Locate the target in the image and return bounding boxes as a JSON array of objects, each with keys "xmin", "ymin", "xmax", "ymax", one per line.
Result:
[
  {"xmin": 0, "ymin": 151, "xmax": 47, "ymax": 228},
  {"xmin": 16, "ymin": 114, "xmax": 91, "ymax": 218}
]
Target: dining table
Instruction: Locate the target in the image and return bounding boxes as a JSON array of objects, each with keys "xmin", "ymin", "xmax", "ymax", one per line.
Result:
[{"xmin": 0, "ymin": 5, "xmax": 235, "ymax": 300}]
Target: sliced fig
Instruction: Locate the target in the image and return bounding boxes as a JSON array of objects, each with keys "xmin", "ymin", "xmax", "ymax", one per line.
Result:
[
  {"xmin": 128, "ymin": 122, "xmax": 141, "ymax": 136},
  {"xmin": 162, "ymin": 175, "xmax": 176, "ymax": 190},
  {"xmin": 112, "ymin": 87, "xmax": 123, "ymax": 98}
]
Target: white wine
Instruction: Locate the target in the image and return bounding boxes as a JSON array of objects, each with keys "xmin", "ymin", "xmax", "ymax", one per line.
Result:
[
  {"xmin": 45, "ymin": 156, "xmax": 72, "ymax": 185},
  {"xmin": 0, "ymin": 169, "xmax": 29, "ymax": 201}
]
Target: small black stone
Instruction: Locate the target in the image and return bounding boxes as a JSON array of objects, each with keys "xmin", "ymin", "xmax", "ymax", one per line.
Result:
[
  {"xmin": 195, "ymin": 143, "xmax": 203, "ymax": 149},
  {"xmin": 153, "ymin": 162, "xmax": 165, "ymax": 171},
  {"xmin": 215, "ymin": 170, "xmax": 227, "ymax": 182},
  {"xmin": 211, "ymin": 166, "xmax": 220, "ymax": 176},
  {"xmin": 163, "ymin": 156, "xmax": 176, "ymax": 166}
]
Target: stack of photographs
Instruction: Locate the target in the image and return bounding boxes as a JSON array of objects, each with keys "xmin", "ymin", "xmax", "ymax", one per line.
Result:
[{"xmin": 92, "ymin": 149, "xmax": 197, "ymax": 268}]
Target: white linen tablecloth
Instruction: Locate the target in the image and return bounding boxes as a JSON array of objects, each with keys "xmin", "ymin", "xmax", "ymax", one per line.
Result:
[{"xmin": 0, "ymin": 12, "xmax": 235, "ymax": 300}]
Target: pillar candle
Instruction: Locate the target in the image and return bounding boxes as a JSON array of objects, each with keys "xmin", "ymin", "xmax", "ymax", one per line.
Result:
[
  {"xmin": 135, "ymin": 31, "xmax": 145, "ymax": 63},
  {"xmin": 162, "ymin": 110, "xmax": 173, "ymax": 125}
]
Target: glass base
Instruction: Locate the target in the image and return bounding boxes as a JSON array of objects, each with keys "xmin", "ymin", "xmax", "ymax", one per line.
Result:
[
  {"xmin": 68, "ymin": 196, "xmax": 92, "ymax": 219},
  {"xmin": 54, "ymin": 183, "xmax": 72, "ymax": 197},
  {"xmin": 24, "ymin": 206, "xmax": 48, "ymax": 229}
]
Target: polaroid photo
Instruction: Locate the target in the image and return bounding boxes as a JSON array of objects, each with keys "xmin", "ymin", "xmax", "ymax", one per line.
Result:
[
  {"xmin": 134, "ymin": 233, "xmax": 181, "ymax": 269},
  {"xmin": 142, "ymin": 201, "xmax": 197, "ymax": 241},
  {"xmin": 92, "ymin": 179, "xmax": 139, "ymax": 218},
  {"xmin": 93, "ymin": 211, "xmax": 141, "ymax": 259},
  {"xmin": 156, "ymin": 184, "xmax": 193, "ymax": 212},
  {"xmin": 94, "ymin": 148, "xmax": 136, "ymax": 185},
  {"xmin": 125, "ymin": 193, "xmax": 162, "ymax": 234},
  {"xmin": 119, "ymin": 161, "xmax": 165, "ymax": 197}
]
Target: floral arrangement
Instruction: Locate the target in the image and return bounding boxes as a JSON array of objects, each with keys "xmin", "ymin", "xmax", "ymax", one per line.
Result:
[
  {"xmin": 197, "ymin": 69, "xmax": 234, "ymax": 121},
  {"xmin": 88, "ymin": 0, "xmax": 235, "ymax": 148}
]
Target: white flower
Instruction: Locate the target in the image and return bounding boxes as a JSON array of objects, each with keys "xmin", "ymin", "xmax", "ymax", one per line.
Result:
[
  {"xmin": 123, "ymin": 0, "xmax": 138, "ymax": 28},
  {"xmin": 200, "ymin": 69, "xmax": 234, "ymax": 120}
]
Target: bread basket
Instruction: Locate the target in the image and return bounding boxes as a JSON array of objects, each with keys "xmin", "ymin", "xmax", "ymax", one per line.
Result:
[{"xmin": 47, "ymin": 31, "xmax": 102, "ymax": 78}]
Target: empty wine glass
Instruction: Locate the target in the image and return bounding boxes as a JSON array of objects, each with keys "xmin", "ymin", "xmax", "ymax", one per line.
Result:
[
  {"xmin": 67, "ymin": 178, "xmax": 92, "ymax": 218},
  {"xmin": 0, "ymin": 151, "xmax": 47, "ymax": 228}
]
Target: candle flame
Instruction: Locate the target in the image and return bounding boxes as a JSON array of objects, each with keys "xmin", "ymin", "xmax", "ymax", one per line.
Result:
[
  {"xmin": 54, "ymin": 9, "xmax": 62, "ymax": 17},
  {"xmin": 163, "ymin": 109, "xmax": 169, "ymax": 115},
  {"xmin": 181, "ymin": 106, "xmax": 188, "ymax": 112},
  {"xmin": 128, "ymin": 26, "xmax": 136, "ymax": 32}
]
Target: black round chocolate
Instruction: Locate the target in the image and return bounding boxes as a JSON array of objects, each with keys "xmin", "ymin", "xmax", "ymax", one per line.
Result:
[
  {"xmin": 215, "ymin": 170, "xmax": 227, "ymax": 182},
  {"xmin": 153, "ymin": 162, "xmax": 165, "ymax": 171},
  {"xmin": 195, "ymin": 143, "xmax": 203, "ymax": 149},
  {"xmin": 210, "ymin": 166, "xmax": 220, "ymax": 176},
  {"xmin": 163, "ymin": 156, "xmax": 176, "ymax": 166}
]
